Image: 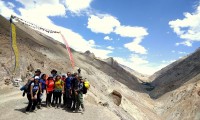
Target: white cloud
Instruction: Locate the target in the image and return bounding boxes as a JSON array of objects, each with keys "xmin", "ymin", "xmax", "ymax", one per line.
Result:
[
  {"xmin": 130, "ymin": 54, "xmax": 148, "ymax": 65},
  {"xmin": 17, "ymin": 0, "xmax": 66, "ymax": 17},
  {"xmin": 0, "ymin": 1, "xmax": 16, "ymax": 18},
  {"xmin": 175, "ymin": 41, "xmax": 192, "ymax": 47},
  {"xmin": 87, "ymin": 14, "xmax": 120, "ymax": 34},
  {"xmin": 114, "ymin": 25, "xmax": 148, "ymax": 38},
  {"xmin": 172, "ymin": 50, "xmax": 176, "ymax": 53},
  {"xmin": 13, "ymin": 0, "xmax": 66, "ymax": 30},
  {"xmin": 88, "ymin": 39, "xmax": 95, "ymax": 46},
  {"xmin": 115, "ymin": 26, "xmax": 148, "ymax": 55},
  {"xmin": 104, "ymin": 36, "xmax": 113, "ymax": 41},
  {"xmin": 161, "ymin": 60, "xmax": 175, "ymax": 64},
  {"xmin": 124, "ymin": 37, "xmax": 147, "ymax": 54},
  {"xmin": 178, "ymin": 51, "xmax": 187, "ymax": 54},
  {"xmin": 7, "ymin": 2, "xmax": 15, "ymax": 8},
  {"xmin": 107, "ymin": 46, "xmax": 115, "ymax": 50},
  {"xmin": 47, "ymin": 26, "xmax": 112, "ymax": 59},
  {"xmin": 169, "ymin": 4, "xmax": 200, "ymax": 46},
  {"xmin": 19, "ymin": 4, "xmax": 66, "ymax": 17},
  {"xmin": 91, "ymin": 49, "xmax": 112, "ymax": 59},
  {"xmin": 65, "ymin": 0, "xmax": 92, "ymax": 14},
  {"xmin": 0, "ymin": 0, "xmax": 112, "ymax": 59},
  {"xmin": 171, "ymin": 50, "xmax": 187, "ymax": 55},
  {"xmin": 114, "ymin": 55, "xmax": 167, "ymax": 75},
  {"xmin": 87, "ymin": 14, "xmax": 148, "ymax": 55}
]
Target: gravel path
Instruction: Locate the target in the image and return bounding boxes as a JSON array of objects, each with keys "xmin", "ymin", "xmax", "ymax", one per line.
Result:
[{"xmin": 0, "ymin": 90, "xmax": 120, "ymax": 120}]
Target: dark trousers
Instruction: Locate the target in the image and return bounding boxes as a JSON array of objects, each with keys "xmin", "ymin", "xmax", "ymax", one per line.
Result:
[
  {"xmin": 26, "ymin": 94, "xmax": 38, "ymax": 111},
  {"xmin": 63, "ymin": 93, "xmax": 66, "ymax": 105},
  {"xmin": 52, "ymin": 91, "xmax": 56, "ymax": 105},
  {"xmin": 37, "ymin": 92, "xmax": 41, "ymax": 106},
  {"xmin": 46, "ymin": 91, "xmax": 53, "ymax": 105},
  {"xmin": 71, "ymin": 91, "xmax": 77, "ymax": 110},
  {"xmin": 54, "ymin": 91, "xmax": 62, "ymax": 106},
  {"xmin": 66, "ymin": 89, "xmax": 72, "ymax": 108}
]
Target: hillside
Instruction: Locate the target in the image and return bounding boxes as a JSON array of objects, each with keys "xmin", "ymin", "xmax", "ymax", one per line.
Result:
[
  {"xmin": 150, "ymin": 49, "xmax": 200, "ymax": 98},
  {"xmin": 119, "ymin": 64, "xmax": 149, "ymax": 82},
  {"xmin": 0, "ymin": 15, "xmax": 160, "ymax": 120},
  {"xmin": 1, "ymin": 14, "xmax": 200, "ymax": 120},
  {"xmin": 149, "ymin": 48, "xmax": 200, "ymax": 120}
]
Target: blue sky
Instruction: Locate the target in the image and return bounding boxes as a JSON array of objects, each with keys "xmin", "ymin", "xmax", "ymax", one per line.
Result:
[{"xmin": 0, "ymin": 0, "xmax": 200, "ymax": 75}]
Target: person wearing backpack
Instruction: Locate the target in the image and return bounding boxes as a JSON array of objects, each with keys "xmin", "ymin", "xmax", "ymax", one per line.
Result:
[
  {"xmin": 37, "ymin": 74, "xmax": 47, "ymax": 109},
  {"xmin": 71, "ymin": 73, "xmax": 79, "ymax": 111},
  {"xmin": 21, "ymin": 69, "xmax": 42, "ymax": 96},
  {"xmin": 65, "ymin": 72, "xmax": 73, "ymax": 109},
  {"xmin": 46, "ymin": 75, "xmax": 54, "ymax": 107},
  {"xmin": 26, "ymin": 76, "xmax": 41, "ymax": 112},
  {"xmin": 54, "ymin": 75, "xmax": 64, "ymax": 108},
  {"xmin": 75, "ymin": 76, "xmax": 85, "ymax": 112}
]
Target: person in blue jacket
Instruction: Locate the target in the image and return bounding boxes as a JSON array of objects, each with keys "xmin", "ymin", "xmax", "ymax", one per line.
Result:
[
  {"xmin": 65, "ymin": 72, "xmax": 73, "ymax": 109},
  {"xmin": 37, "ymin": 74, "xmax": 47, "ymax": 108}
]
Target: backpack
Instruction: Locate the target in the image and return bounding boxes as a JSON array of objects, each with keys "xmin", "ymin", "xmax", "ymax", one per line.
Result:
[
  {"xmin": 24, "ymin": 80, "xmax": 33, "ymax": 93},
  {"xmin": 24, "ymin": 80, "xmax": 39, "ymax": 94},
  {"xmin": 82, "ymin": 81, "xmax": 90, "ymax": 94}
]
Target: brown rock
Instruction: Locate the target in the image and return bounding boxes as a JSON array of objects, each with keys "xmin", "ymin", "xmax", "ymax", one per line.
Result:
[{"xmin": 110, "ymin": 90, "xmax": 122, "ymax": 106}]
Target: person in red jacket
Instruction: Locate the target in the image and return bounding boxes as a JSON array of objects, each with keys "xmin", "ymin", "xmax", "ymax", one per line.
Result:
[{"xmin": 46, "ymin": 75, "xmax": 54, "ymax": 107}]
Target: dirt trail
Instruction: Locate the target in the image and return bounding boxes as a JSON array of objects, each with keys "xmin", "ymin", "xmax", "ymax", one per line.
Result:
[{"xmin": 0, "ymin": 90, "xmax": 120, "ymax": 120}]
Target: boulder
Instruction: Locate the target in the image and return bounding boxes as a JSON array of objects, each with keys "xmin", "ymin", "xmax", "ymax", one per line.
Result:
[{"xmin": 110, "ymin": 90, "xmax": 122, "ymax": 106}]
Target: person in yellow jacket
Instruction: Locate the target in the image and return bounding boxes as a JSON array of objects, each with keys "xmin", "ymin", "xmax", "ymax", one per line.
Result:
[{"xmin": 54, "ymin": 75, "xmax": 64, "ymax": 108}]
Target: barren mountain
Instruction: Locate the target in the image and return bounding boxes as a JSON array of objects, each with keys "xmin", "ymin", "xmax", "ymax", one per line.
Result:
[
  {"xmin": 119, "ymin": 64, "xmax": 150, "ymax": 82},
  {"xmin": 149, "ymin": 48, "xmax": 200, "ymax": 120},
  {"xmin": 150, "ymin": 49, "xmax": 200, "ymax": 98},
  {"xmin": 0, "ymin": 15, "xmax": 159, "ymax": 120},
  {"xmin": 0, "ymin": 14, "xmax": 200, "ymax": 120}
]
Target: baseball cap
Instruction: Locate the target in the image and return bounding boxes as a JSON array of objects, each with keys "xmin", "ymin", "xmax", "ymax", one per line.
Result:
[{"xmin": 34, "ymin": 76, "xmax": 40, "ymax": 80}]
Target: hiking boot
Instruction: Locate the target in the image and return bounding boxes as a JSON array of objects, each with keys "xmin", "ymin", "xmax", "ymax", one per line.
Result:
[
  {"xmin": 37, "ymin": 105, "xmax": 41, "ymax": 109},
  {"xmin": 25, "ymin": 109, "xmax": 30, "ymax": 114},
  {"xmin": 63, "ymin": 105, "xmax": 66, "ymax": 108},
  {"xmin": 71, "ymin": 107, "xmax": 75, "ymax": 111},
  {"xmin": 22, "ymin": 92, "xmax": 26, "ymax": 97},
  {"xmin": 30, "ymin": 109, "xmax": 36, "ymax": 113},
  {"xmin": 24, "ymin": 111, "xmax": 29, "ymax": 114},
  {"xmin": 48, "ymin": 104, "xmax": 52, "ymax": 108},
  {"xmin": 82, "ymin": 108, "xmax": 85, "ymax": 112},
  {"xmin": 73, "ymin": 109, "xmax": 78, "ymax": 113}
]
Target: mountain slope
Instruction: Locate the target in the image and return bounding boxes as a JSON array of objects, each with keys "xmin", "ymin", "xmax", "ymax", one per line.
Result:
[
  {"xmin": 149, "ymin": 49, "xmax": 200, "ymax": 120},
  {"xmin": 1, "ymin": 15, "xmax": 200, "ymax": 120},
  {"xmin": 0, "ymin": 15, "xmax": 160, "ymax": 120},
  {"xmin": 150, "ymin": 49, "xmax": 200, "ymax": 98}
]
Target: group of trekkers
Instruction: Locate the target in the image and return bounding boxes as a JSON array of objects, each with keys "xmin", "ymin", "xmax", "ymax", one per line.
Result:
[{"xmin": 21, "ymin": 68, "xmax": 89, "ymax": 113}]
